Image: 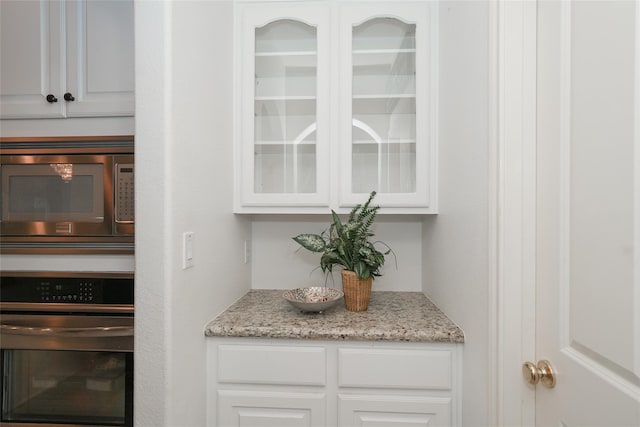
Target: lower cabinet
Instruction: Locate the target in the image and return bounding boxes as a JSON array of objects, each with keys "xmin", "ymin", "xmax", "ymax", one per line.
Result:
[
  {"xmin": 218, "ymin": 390, "xmax": 326, "ymax": 426},
  {"xmin": 338, "ymin": 394, "xmax": 452, "ymax": 426},
  {"xmin": 207, "ymin": 338, "xmax": 462, "ymax": 427}
]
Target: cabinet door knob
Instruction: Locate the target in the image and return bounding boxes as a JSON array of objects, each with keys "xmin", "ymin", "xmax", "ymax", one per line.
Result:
[
  {"xmin": 46, "ymin": 94, "xmax": 58, "ymax": 103},
  {"xmin": 64, "ymin": 92, "xmax": 75, "ymax": 102}
]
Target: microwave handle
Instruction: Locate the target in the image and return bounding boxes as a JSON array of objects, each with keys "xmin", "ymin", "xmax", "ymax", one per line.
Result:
[{"xmin": 0, "ymin": 323, "xmax": 133, "ymax": 338}]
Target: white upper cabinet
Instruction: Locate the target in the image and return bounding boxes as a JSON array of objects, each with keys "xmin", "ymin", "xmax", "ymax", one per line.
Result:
[
  {"xmin": 236, "ymin": 3, "xmax": 331, "ymax": 210},
  {"xmin": 0, "ymin": 0, "xmax": 134, "ymax": 119},
  {"xmin": 339, "ymin": 3, "xmax": 436, "ymax": 211},
  {"xmin": 235, "ymin": 1, "xmax": 437, "ymax": 214}
]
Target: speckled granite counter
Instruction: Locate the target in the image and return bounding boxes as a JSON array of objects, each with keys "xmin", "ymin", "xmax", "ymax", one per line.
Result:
[{"xmin": 204, "ymin": 289, "xmax": 464, "ymax": 343}]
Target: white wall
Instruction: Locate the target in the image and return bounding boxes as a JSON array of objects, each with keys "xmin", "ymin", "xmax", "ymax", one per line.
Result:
[
  {"xmin": 252, "ymin": 216, "xmax": 423, "ymax": 291},
  {"xmin": 134, "ymin": 1, "xmax": 492, "ymax": 426},
  {"xmin": 134, "ymin": 1, "xmax": 250, "ymax": 426},
  {"xmin": 423, "ymin": 1, "xmax": 491, "ymax": 425}
]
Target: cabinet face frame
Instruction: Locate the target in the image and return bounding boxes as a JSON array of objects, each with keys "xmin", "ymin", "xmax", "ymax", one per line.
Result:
[{"xmin": 234, "ymin": 1, "xmax": 438, "ymax": 214}]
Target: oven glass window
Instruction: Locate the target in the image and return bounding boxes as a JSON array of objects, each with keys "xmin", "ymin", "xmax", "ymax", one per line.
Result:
[{"xmin": 1, "ymin": 350, "xmax": 132, "ymax": 426}]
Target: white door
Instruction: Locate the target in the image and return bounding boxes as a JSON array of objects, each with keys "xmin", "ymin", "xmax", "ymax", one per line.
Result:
[{"xmin": 534, "ymin": 0, "xmax": 640, "ymax": 425}]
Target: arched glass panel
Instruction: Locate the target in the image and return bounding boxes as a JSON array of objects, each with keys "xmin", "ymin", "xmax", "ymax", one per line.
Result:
[
  {"xmin": 351, "ymin": 18, "xmax": 417, "ymax": 194},
  {"xmin": 254, "ymin": 20, "xmax": 317, "ymax": 194}
]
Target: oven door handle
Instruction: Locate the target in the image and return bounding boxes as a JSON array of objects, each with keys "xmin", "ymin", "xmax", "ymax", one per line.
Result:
[{"xmin": 0, "ymin": 323, "xmax": 133, "ymax": 337}]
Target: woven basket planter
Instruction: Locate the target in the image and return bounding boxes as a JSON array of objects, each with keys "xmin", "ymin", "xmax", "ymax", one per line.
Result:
[{"xmin": 341, "ymin": 270, "xmax": 373, "ymax": 312}]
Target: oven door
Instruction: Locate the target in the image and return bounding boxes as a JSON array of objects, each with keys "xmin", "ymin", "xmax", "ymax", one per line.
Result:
[{"xmin": 0, "ymin": 314, "xmax": 133, "ymax": 427}]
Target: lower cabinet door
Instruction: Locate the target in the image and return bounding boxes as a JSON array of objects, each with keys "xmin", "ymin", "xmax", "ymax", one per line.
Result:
[
  {"xmin": 338, "ymin": 394, "xmax": 452, "ymax": 427},
  {"xmin": 217, "ymin": 390, "xmax": 326, "ymax": 427}
]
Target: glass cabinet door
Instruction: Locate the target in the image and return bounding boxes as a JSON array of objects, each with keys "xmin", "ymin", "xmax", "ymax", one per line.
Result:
[
  {"xmin": 351, "ymin": 18, "xmax": 417, "ymax": 195},
  {"xmin": 254, "ymin": 20, "xmax": 317, "ymax": 194},
  {"xmin": 340, "ymin": 3, "xmax": 435, "ymax": 211},
  {"xmin": 237, "ymin": 5, "xmax": 330, "ymax": 211}
]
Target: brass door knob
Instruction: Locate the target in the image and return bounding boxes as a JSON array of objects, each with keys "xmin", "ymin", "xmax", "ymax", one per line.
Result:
[{"xmin": 522, "ymin": 359, "xmax": 556, "ymax": 388}]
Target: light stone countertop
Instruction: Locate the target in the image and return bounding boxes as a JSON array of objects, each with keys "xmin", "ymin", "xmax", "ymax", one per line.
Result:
[{"xmin": 204, "ymin": 289, "xmax": 465, "ymax": 343}]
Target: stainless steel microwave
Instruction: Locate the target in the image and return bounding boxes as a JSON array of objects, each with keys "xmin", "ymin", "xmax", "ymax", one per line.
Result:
[{"xmin": 0, "ymin": 136, "xmax": 134, "ymax": 253}]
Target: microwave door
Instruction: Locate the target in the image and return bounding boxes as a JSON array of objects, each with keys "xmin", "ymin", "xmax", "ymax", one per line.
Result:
[{"xmin": 1, "ymin": 155, "xmax": 113, "ymax": 237}]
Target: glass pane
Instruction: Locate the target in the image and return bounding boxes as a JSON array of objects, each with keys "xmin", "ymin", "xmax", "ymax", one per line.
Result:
[
  {"xmin": 254, "ymin": 20, "xmax": 317, "ymax": 194},
  {"xmin": 255, "ymin": 53, "xmax": 317, "ymax": 99},
  {"xmin": 2, "ymin": 350, "xmax": 131, "ymax": 425},
  {"xmin": 2, "ymin": 164, "xmax": 104, "ymax": 222},
  {"xmin": 352, "ymin": 18, "xmax": 417, "ymax": 194},
  {"xmin": 9, "ymin": 175, "xmax": 94, "ymax": 213},
  {"xmin": 255, "ymin": 19, "xmax": 317, "ymax": 53},
  {"xmin": 254, "ymin": 142, "xmax": 317, "ymax": 194},
  {"xmin": 352, "ymin": 142, "xmax": 416, "ymax": 194}
]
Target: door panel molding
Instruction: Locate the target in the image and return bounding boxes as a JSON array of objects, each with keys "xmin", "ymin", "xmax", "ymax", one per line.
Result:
[{"xmin": 558, "ymin": 0, "xmax": 640, "ymax": 383}]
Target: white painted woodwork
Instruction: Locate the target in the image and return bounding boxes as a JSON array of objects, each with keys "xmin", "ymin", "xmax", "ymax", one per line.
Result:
[
  {"xmin": 218, "ymin": 345, "xmax": 326, "ymax": 386},
  {"xmin": 493, "ymin": 1, "xmax": 538, "ymax": 424},
  {"xmin": 337, "ymin": 2, "xmax": 437, "ymax": 211},
  {"xmin": 338, "ymin": 394, "xmax": 451, "ymax": 427},
  {"xmin": 218, "ymin": 390, "xmax": 326, "ymax": 427},
  {"xmin": 65, "ymin": 0, "xmax": 134, "ymax": 117},
  {"xmin": 207, "ymin": 338, "xmax": 462, "ymax": 427},
  {"xmin": 0, "ymin": 0, "xmax": 134, "ymax": 119},
  {"xmin": 534, "ymin": 1, "xmax": 640, "ymax": 425},
  {"xmin": 338, "ymin": 348, "xmax": 452, "ymax": 389},
  {"xmin": 234, "ymin": 1, "xmax": 438, "ymax": 214},
  {"xmin": 0, "ymin": 0, "xmax": 65, "ymax": 118},
  {"xmin": 235, "ymin": 3, "xmax": 331, "ymax": 210}
]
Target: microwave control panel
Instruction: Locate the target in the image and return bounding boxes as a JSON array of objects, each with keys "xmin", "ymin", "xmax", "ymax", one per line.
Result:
[{"xmin": 115, "ymin": 163, "xmax": 134, "ymax": 223}]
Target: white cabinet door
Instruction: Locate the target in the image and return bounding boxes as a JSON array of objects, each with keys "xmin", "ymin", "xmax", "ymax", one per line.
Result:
[
  {"xmin": 0, "ymin": 0, "xmax": 134, "ymax": 119},
  {"xmin": 338, "ymin": 2, "xmax": 437, "ymax": 211},
  {"xmin": 236, "ymin": 4, "xmax": 331, "ymax": 210},
  {"xmin": 338, "ymin": 394, "xmax": 451, "ymax": 427},
  {"xmin": 0, "ymin": 0, "xmax": 65, "ymax": 118},
  {"xmin": 65, "ymin": 0, "xmax": 134, "ymax": 117},
  {"xmin": 218, "ymin": 390, "xmax": 326, "ymax": 427}
]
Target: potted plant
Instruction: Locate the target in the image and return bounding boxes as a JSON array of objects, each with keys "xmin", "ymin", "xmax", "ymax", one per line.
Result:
[{"xmin": 292, "ymin": 191, "xmax": 394, "ymax": 311}]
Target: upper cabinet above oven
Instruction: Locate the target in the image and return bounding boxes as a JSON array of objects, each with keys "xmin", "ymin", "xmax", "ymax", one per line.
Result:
[{"xmin": 0, "ymin": 0, "xmax": 134, "ymax": 120}]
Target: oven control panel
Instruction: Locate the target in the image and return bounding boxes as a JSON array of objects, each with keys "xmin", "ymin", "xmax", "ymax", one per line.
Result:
[
  {"xmin": 0, "ymin": 275, "xmax": 133, "ymax": 305},
  {"xmin": 35, "ymin": 280, "xmax": 102, "ymax": 303}
]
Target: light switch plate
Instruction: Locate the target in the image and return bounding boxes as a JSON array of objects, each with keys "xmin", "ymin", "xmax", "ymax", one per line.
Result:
[{"xmin": 183, "ymin": 232, "xmax": 194, "ymax": 269}]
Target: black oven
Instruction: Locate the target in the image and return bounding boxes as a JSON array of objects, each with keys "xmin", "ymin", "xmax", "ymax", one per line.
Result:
[{"xmin": 0, "ymin": 272, "xmax": 133, "ymax": 427}]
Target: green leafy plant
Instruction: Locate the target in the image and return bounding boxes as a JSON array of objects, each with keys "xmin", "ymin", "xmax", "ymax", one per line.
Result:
[{"xmin": 293, "ymin": 191, "xmax": 394, "ymax": 280}]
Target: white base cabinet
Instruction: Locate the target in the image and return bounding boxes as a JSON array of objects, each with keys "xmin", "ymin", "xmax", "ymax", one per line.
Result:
[
  {"xmin": 218, "ymin": 390, "xmax": 327, "ymax": 427},
  {"xmin": 207, "ymin": 338, "xmax": 462, "ymax": 427}
]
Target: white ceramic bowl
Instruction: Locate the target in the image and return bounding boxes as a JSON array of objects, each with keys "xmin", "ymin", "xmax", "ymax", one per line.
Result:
[{"xmin": 283, "ymin": 287, "xmax": 344, "ymax": 313}]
